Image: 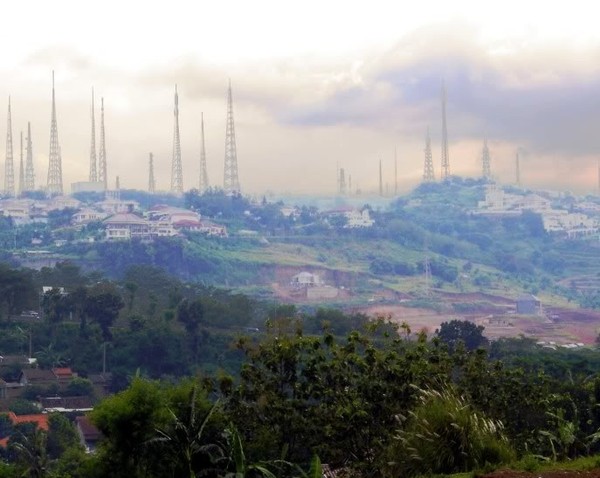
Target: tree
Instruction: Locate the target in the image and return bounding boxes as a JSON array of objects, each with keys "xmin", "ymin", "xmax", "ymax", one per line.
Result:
[
  {"xmin": 91, "ymin": 377, "xmax": 168, "ymax": 477},
  {"xmin": 84, "ymin": 283, "xmax": 124, "ymax": 341},
  {"xmin": 148, "ymin": 387, "xmax": 224, "ymax": 478},
  {"xmin": 41, "ymin": 288, "xmax": 70, "ymax": 324},
  {"xmin": 46, "ymin": 413, "xmax": 81, "ymax": 460},
  {"xmin": 10, "ymin": 427, "xmax": 50, "ymax": 478},
  {"xmin": 436, "ymin": 319, "xmax": 489, "ymax": 351}
]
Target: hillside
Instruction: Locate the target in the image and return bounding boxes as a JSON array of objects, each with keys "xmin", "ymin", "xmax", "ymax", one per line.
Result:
[{"xmin": 7, "ymin": 180, "xmax": 600, "ymax": 343}]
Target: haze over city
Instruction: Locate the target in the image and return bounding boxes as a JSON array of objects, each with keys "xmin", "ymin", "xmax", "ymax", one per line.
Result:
[{"xmin": 1, "ymin": 0, "xmax": 600, "ymax": 195}]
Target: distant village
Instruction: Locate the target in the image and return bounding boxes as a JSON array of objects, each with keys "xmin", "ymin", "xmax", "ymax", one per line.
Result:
[{"xmin": 472, "ymin": 184, "xmax": 600, "ymax": 237}]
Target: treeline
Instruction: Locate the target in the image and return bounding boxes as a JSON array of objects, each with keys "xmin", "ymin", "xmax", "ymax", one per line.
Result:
[
  {"xmin": 0, "ymin": 262, "xmax": 375, "ymax": 389},
  {"xmin": 5, "ymin": 318, "xmax": 600, "ymax": 476}
]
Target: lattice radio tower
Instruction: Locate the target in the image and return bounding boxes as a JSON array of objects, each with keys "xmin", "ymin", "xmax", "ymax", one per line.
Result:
[
  {"xmin": 89, "ymin": 89, "xmax": 97, "ymax": 182},
  {"xmin": 423, "ymin": 128, "xmax": 435, "ymax": 181},
  {"xmin": 515, "ymin": 151, "xmax": 521, "ymax": 187},
  {"xmin": 148, "ymin": 152, "xmax": 156, "ymax": 193},
  {"xmin": 5, "ymin": 97, "xmax": 14, "ymax": 197},
  {"xmin": 171, "ymin": 85, "xmax": 183, "ymax": 194},
  {"xmin": 482, "ymin": 138, "xmax": 491, "ymax": 179},
  {"xmin": 339, "ymin": 168, "xmax": 346, "ymax": 195},
  {"xmin": 98, "ymin": 98, "xmax": 107, "ymax": 190},
  {"xmin": 394, "ymin": 147, "xmax": 398, "ymax": 195},
  {"xmin": 199, "ymin": 112, "xmax": 209, "ymax": 192},
  {"xmin": 440, "ymin": 82, "xmax": 450, "ymax": 181},
  {"xmin": 18, "ymin": 132, "xmax": 24, "ymax": 196},
  {"xmin": 223, "ymin": 80, "xmax": 240, "ymax": 194},
  {"xmin": 24, "ymin": 122, "xmax": 35, "ymax": 191},
  {"xmin": 47, "ymin": 72, "xmax": 63, "ymax": 195}
]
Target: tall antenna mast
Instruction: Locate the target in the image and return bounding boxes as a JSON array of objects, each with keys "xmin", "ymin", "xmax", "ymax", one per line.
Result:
[
  {"xmin": 440, "ymin": 81, "xmax": 450, "ymax": 181},
  {"xmin": 89, "ymin": 88, "xmax": 97, "ymax": 182},
  {"xmin": 24, "ymin": 122, "xmax": 34, "ymax": 191},
  {"xmin": 148, "ymin": 152, "xmax": 156, "ymax": 193},
  {"xmin": 98, "ymin": 98, "xmax": 107, "ymax": 190},
  {"xmin": 199, "ymin": 112, "xmax": 209, "ymax": 192},
  {"xmin": 394, "ymin": 147, "xmax": 398, "ymax": 195},
  {"xmin": 339, "ymin": 168, "xmax": 346, "ymax": 195},
  {"xmin": 171, "ymin": 85, "xmax": 183, "ymax": 194},
  {"xmin": 223, "ymin": 79, "xmax": 240, "ymax": 194},
  {"xmin": 516, "ymin": 151, "xmax": 521, "ymax": 187},
  {"xmin": 379, "ymin": 159, "xmax": 383, "ymax": 196},
  {"xmin": 5, "ymin": 97, "xmax": 14, "ymax": 197},
  {"xmin": 47, "ymin": 71, "xmax": 63, "ymax": 195},
  {"xmin": 482, "ymin": 137, "xmax": 491, "ymax": 179},
  {"xmin": 18, "ymin": 131, "xmax": 24, "ymax": 196},
  {"xmin": 423, "ymin": 127, "xmax": 435, "ymax": 182}
]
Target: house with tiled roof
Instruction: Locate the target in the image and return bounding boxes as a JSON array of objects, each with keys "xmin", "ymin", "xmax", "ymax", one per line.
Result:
[
  {"xmin": 104, "ymin": 213, "xmax": 149, "ymax": 240},
  {"xmin": 76, "ymin": 415, "xmax": 102, "ymax": 453},
  {"xmin": 6, "ymin": 412, "xmax": 49, "ymax": 431},
  {"xmin": 40, "ymin": 396, "xmax": 94, "ymax": 413}
]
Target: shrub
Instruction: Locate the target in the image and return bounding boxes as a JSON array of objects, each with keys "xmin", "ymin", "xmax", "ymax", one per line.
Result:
[{"xmin": 384, "ymin": 385, "xmax": 514, "ymax": 477}]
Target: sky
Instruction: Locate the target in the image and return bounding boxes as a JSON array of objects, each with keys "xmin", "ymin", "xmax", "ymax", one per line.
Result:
[{"xmin": 1, "ymin": 0, "xmax": 600, "ymax": 196}]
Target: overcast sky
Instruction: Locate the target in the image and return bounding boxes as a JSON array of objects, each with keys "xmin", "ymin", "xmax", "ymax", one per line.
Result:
[{"xmin": 1, "ymin": 0, "xmax": 600, "ymax": 195}]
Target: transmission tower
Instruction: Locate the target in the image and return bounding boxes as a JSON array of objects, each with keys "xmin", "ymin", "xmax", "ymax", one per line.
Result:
[
  {"xmin": 223, "ymin": 80, "xmax": 240, "ymax": 194},
  {"xmin": 171, "ymin": 85, "xmax": 183, "ymax": 194},
  {"xmin": 47, "ymin": 72, "xmax": 63, "ymax": 195},
  {"xmin": 440, "ymin": 82, "xmax": 450, "ymax": 181},
  {"xmin": 423, "ymin": 128, "xmax": 435, "ymax": 181},
  {"xmin": 18, "ymin": 132, "xmax": 24, "ymax": 196},
  {"xmin": 5, "ymin": 97, "xmax": 14, "ymax": 197},
  {"xmin": 24, "ymin": 122, "xmax": 34, "ymax": 191},
  {"xmin": 148, "ymin": 152, "xmax": 156, "ymax": 193},
  {"xmin": 89, "ymin": 89, "xmax": 97, "ymax": 182},
  {"xmin": 379, "ymin": 159, "xmax": 383, "ymax": 196},
  {"xmin": 515, "ymin": 151, "xmax": 521, "ymax": 187},
  {"xmin": 339, "ymin": 168, "xmax": 346, "ymax": 195},
  {"xmin": 482, "ymin": 138, "xmax": 491, "ymax": 179},
  {"xmin": 394, "ymin": 147, "xmax": 398, "ymax": 195},
  {"xmin": 199, "ymin": 112, "xmax": 209, "ymax": 192},
  {"xmin": 423, "ymin": 243, "xmax": 432, "ymax": 297},
  {"xmin": 98, "ymin": 98, "xmax": 107, "ymax": 190}
]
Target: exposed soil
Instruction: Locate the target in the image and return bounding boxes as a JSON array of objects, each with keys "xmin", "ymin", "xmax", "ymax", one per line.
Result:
[{"xmin": 480, "ymin": 470, "xmax": 600, "ymax": 477}]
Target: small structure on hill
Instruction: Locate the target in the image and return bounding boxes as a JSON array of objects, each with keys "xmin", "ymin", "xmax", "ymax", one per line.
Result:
[
  {"xmin": 516, "ymin": 294, "xmax": 542, "ymax": 315},
  {"xmin": 289, "ymin": 271, "xmax": 338, "ymax": 300}
]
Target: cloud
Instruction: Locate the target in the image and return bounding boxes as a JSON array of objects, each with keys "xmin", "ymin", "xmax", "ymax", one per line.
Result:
[{"xmin": 277, "ymin": 23, "xmax": 600, "ymax": 158}]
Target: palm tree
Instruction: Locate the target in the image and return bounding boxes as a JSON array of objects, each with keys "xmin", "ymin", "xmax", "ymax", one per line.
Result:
[
  {"xmin": 11, "ymin": 428, "xmax": 49, "ymax": 478},
  {"xmin": 147, "ymin": 387, "xmax": 224, "ymax": 478}
]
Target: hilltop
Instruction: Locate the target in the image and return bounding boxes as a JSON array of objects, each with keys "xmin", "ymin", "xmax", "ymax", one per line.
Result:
[{"xmin": 2, "ymin": 178, "xmax": 600, "ymax": 343}]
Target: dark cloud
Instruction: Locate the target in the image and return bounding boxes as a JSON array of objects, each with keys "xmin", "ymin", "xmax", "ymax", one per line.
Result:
[{"xmin": 280, "ymin": 25, "xmax": 600, "ymax": 157}]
